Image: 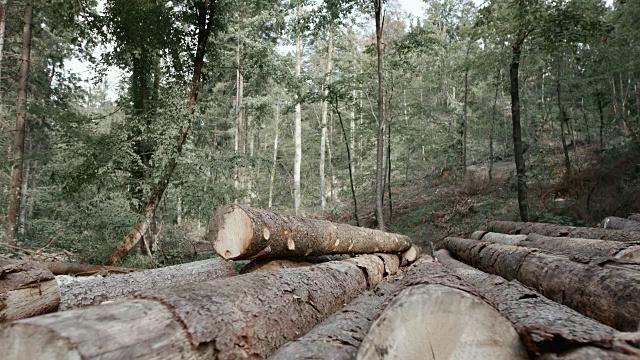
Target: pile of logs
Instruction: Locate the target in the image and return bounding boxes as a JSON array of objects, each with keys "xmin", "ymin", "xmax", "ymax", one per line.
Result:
[{"xmin": 2, "ymin": 205, "xmax": 640, "ymax": 359}]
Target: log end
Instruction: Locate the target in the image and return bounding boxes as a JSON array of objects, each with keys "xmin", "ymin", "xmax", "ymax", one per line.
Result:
[
  {"xmin": 356, "ymin": 284, "xmax": 528, "ymax": 360},
  {"xmin": 210, "ymin": 205, "xmax": 254, "ymax": 260},
  {"xmin": 402, "ymin": 245, "xmax": 419, "ymax": 263}
]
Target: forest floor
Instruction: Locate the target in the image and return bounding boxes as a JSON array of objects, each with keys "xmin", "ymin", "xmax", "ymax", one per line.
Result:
[{"xmin": 335, "ymin": 140, "xmax": 640, "ymax": 254}]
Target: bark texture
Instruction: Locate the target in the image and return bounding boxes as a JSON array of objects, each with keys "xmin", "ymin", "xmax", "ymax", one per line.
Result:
[
  {"xmin": 488, "ymin": 220, "xmax": 640, "ymax": 242},
  {"xmin": 0, "ymin": 261, "xmax": 59, "ymax": 322},
  {"xmin": 478, "ymin": 232, "xmax": 640, "ymax": 263},
  {"xmin": 435, "ymin": 250, "xmax": 638, "ymax": 357},
  {"xmin": 604, "ymin": 216, "xmax": 640, "ymax": 232},
  {"xmin": 44, "ymin": 262, "xmax": 140, "ymax": 276},
  {"xmin": 443, "ymin": 237, "xmax": 640, "ymax": 331},
  {"xmin": 628, "ymin": 214, "xmax": 640, "ymax": 222},
  {"xmin": 56, "ymin": 257, "xmax": 235, "ymax": 310},
  {"xmin": 208, "ymin": 204, "xmax": 412, "ymax": 260},
  {"xmin": 357, "ymin": 284, "xmax": 527, "ymax": 360}
]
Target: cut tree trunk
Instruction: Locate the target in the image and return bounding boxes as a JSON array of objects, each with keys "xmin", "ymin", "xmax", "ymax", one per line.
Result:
[
  {"xmin": 239, "ymin": 255, "xmax": 353, "ymax": 274},
  {"xmin": 628, "ymin": 214, "xmax": 640, "ymax": 222},
  {"xmin": 1, "ymin": 261, "xmax": 58, "ymax": 323},
  {"xmin": 477, "ymin": 232, "xmax": 640, "ymax": 263},
  {"xmin": 488, "ymin": 220, "xmax": 640, "ymax": 242},
  {"xmin": 56, "ymin": 257, "xmax": 234, "ymax": 311},
  {"xmin": 43, "ymin": 262, "xmax": 140, "ymax": 276},
  {"xmin": 0, "ymin": 257, "xmax": 383, "ymax": 359},
  {"xmin": 603, "ymin": 216, "xmax": 640, "ymax": 232},
  {"xmin": 208, "ymin": 204, "xmax": 412, "ymax": 260},
  {"xmin": 357, "ymin": 284, "xmax": 527, "ymax": 359},
  {"xmin": 443, "ymin": 237, "xmax": 640, "ymax": 331},
  {"xmin": 435, "ymin": 249, "xmax": 639, "ymax": 358}
]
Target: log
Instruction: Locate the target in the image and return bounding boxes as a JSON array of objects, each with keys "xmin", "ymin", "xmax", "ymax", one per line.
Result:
[
  {"xmin": 272, "ymin": 255, "xmax": 497, "ymax": 360},
  {"xmin": 488, "ymin": 220, "xmax": 640, "ymax": 242},
  {"xmin": 43, "ymin": 262, "xmax": 140, "ymax": 276},
  {"xmin": 56, "ymin": 257, "xmax": 235, "ymax": 310},
  {"xmin": 470, "ymin": 230, "xmax": 488, "ymax": 240},
  {"xmin": 628, "ymin": 214, "xmax": 640, "ymax": 223},
  {"xmin": 356, "ymin": 284, "xmax": 528, "ymax": 359},
  {"xmin": 1, "ymin": 261, "xmax": 59, "ymax": 322},
  {"xmin": 480, "ymin": 232, "xmax": 640, "ymax": 263},
  {"xmin": 0, "ymin": 256, "xmax": 383, "ymax": 359},
  {"xmin": 443, "ymin": 237, "xmax": 640, "ymax": 331},
  {"xmin": 208, "ymin": 204, "xmax": 412, "ymax": 260},
  {"xmin": 239, "ymin": 254, "xmax": 353, "ymax": 274},
  {"xmin": 604, "ymin": 216, "xmax": 640, "ymax": 232},
  {"xmin": 435, "ymin": 249, "xmax": 639, "ymax": 357}
]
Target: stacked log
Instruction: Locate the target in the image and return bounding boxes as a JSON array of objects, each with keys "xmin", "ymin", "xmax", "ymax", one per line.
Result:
[
  {"xmin": 435, "ymin": 249, "xmax": 639, "ymax": 358},
  {"xmin": 603, "ymin": 216, "xmax": 640, "ymax": 232},
  {"xmin": 1, "ymin": 257, "xmax": 235, "ymax": 321},
  {"xmin": 474, "ymin": 232, "xmax": 640, "ymax": 263},
  {"xmin": 208, "ymin": 204, "xmax": 413, "ymax": 260},
  {"xmin": 0, "ymin": 255, "xmax": 386, "ymax": 359},
  {"xmin": 488, "ymin": 220, "xmax": 640, "ymax": 242},
  {"xmin": 442, "ymin": 236, "xmax": 640, "ymax": 331}
]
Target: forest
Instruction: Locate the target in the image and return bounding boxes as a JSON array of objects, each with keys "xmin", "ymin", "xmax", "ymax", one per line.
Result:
[{"xmin": 0, "ymin": 0, "xmax": 639, "ymax": 267}]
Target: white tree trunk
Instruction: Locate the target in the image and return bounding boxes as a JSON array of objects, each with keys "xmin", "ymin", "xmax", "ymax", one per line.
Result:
[
  {"xmin": 293, "ymin": 2, "xmax": 302, "ymax": 215},
  {"xmin": 268, "ymin": 105, "xmax": 280, "ymax": 209},
  {"xmin": 319, "ymin": 26, "xmax": 333, "ymax": 213}
]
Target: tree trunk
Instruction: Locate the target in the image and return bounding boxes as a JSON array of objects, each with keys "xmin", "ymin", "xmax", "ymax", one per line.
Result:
[
  {"xmin": 557, "ymin": 81, "xmax": 572, "ymax": 173},
  {"xmin": 268, "ymin": 104, "xmax": 280, "ymax": 209},
  {"xmin": 598, "ymin": 94, "xmax": 605, "ymax": 153},
  {"xmin": 6, "ymin": 2, "xmax": 34, "ymax": 245},
  {"xmin": 56, "ymin": 257, "xmax": 234, "ymax": 311},
  {"xmin": 239, "ymin": 254, "xmax": 354, "ymax": 274},
  {"xmin": 0, "ymin": 259, "xmax": 379, "ymax": 359},
  {"xmin": 43, "ymin": 262, "xmax": 140, "ymax": 276},
  {"xmin": 435, "ymin": 250, "xmax": 636, "ymax": 358},
  {"xmin": 510, "ymin": 32, "xmax": 529, "ymax": 221},
  {"xmin": 293, "ymin": 1, "xmax": 302, "ymax": 216},
  {"xmin": 374, "ymin": 0, "xmax": 386, "ymax": 231},
  {"xmin": 462, "ymin": 66, "xmax": 469, "ymax": 177},
  {"xmin": 487, "ymin": 220, "xmax": 640, "ymax": 242},
  {"xmin": 351, "ymin": 89, "xmax": 356, "ymax": 182},
  {"xmin": 208, "ymin": 204, "xmax": 412, "ymax": 260},
  {"xmin": 319, "ymin": 26, "xmax": 333, "ymax": 214},
  {"xmin": 603, "ymin": 216, "xmax": 640, "ymax": 232},
  {"xmin": 357, "ymin": 259, "xmax": 527, "ymax": 360},
  {"xmin": 234, "ymin": 20, "xmax": 245, "ymax": 192},
  {"xmin": 0, "ymin": 0, "xmax": 6, "ymax": 126},
  {"xmin": 443, "ymin": 236, "xmax": 640, "ymax": 331},
  {"xmin": 628, "ymin": 214, "xmax": 640, "ymax": 222},
  {"xmin": 386, "ymin": 120, "xmax": 392, "ymax": 219},
  {"xmin": 477, "ymin": 232, "xmax": 640, "ymax": 263},
  {"xmin": 331, "ymin": 93, "xmax": 360, "ymax": 226},
  {"xmin": 489, "ymin": 69, "xmax": 500, "ymax": 181},
  {"xmin": 109, "ymin": 1, "xmax": 214, "ymax": 264},
  {"xmin": 0, "ymin": 260, "xmax": 58, "ymax": 323}
]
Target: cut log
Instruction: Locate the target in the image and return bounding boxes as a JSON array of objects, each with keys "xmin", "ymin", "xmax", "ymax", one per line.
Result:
[
  {"xmin": 208, "ymin": 204, "xmax": 412, "ymax": 260},
  {"xmin": 1, "ymin": 261, "xmax": 59, "ymax": 322},
  {"xmin": 356, "ymin": 284, "xmax": 528, "ymax": 360},
  {"xmin": 43, "ymin": 262, "xmax": 140, "ymax": 276},
  {"xmin": 272, "ymin": 255, "xmax": 501, "ymax": 360},
  {"xmin": 435, "ymin": 249, "xmax": 638, "ymax": 357},
  {"xmin": 56, "ymin": 257, "xmax": 235, "ymax": 310},
  {"xmin": 488, "ymin": 220, "xmax": 640, "ymax": 242},
  {"xmin": 443, "ymin": 237, "xmax": 640, "ymax": 331},
  {"xmin": 470, "ymin": 230, "xmax": 488, "ymax": 240},
  {"xmin": 628, "ymin": 214, "xmax": 640, "ymax": 223},
  {"xmin": 480, "ymin": 232, "xmax": 640, "ymax": 263},
  {"xmin": 401, "ymin": 244, "xmax": 419, "ymax": 263},
  {"xmin": 603, "ymin": 216, "xmax": 640, "ymax": 232},
  {"xmin": 239, "ymin": 255, "xmax": 353, "ymax": 274},
  {"xmin": 0, "ymin": 256, "xmax": 381, "ymax": 359}
]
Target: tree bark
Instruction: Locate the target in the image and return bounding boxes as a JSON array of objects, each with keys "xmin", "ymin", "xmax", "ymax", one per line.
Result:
[
  {"xmin": 603, "ymin": 216, "xmax": 640, "ymax": 232},
  {"xmin": 6, "ymin": 2, "xmax": 34, "ymax": 245},
  {"xmin": 0, "ymin": 0, "xmax": 6, "ymax": 129},
  {"xmin": 510, "ymin": 30, "xmax": 529, "ymax": 221},
  {"xmin": 56, "ymin": 257, "xmax": 234, "ymax": 311},
  {"xmin": 435, "ymin": 249, "xmax": 637, "ymax": 358},
  {"xmin": 208, "ymin": 204, "xmax": 412, "ymax": 260},
  {"xmin": 268, "ymin": 104, "xmax": 280, "ymax": 209},
  {"xmin": 0, "ymin": 261, "xmax": 58, "ymax": 323},
  {"xmin": 462, "ymin": 64, "xmax": 469, "ymax": 177},
  {"xmin": 443, "ymin": 236, "xmax": 640, "ymax": 331},
  {"xmin": 239, "ymin": 254, "xmax": 353, "ymax": 274},
  {"xmin": 293, "ymin": 1, "xmax": 302, "ymax": 216},
  {"xmin": 0, "ymin": 258, "xmax": 380, "ymax": 359},
  {"xmin": 374, "ymin": 0, "xmax": 386, "ymax": 231},
  {"xmin": 109, "ymin": 0, "xmax": 215, "ymax": 264},
  {"xmin": 475, "ymin": 232, "xmax": 640, "ymax": 265},
  {"xmin": 487, "ymin": 220, "xmax": 640, "ymax": 243},
  {"xmin": 557, "ymin": 80, "xmax": 572, "ymax": 173},
  {"xmin": 43, "ymin": 262, "xmax": 140, "ymax": 276},
  {"xmin": 319, "ymin": 26, "xmax": 333, "ymax": 213},
  {"xmin": 628, "ymin": 214, "xmax": 640, "ymax": 222},
  {"xmin": 357, "ymin": 272, "xmax": 527, "ymax": 359}
]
